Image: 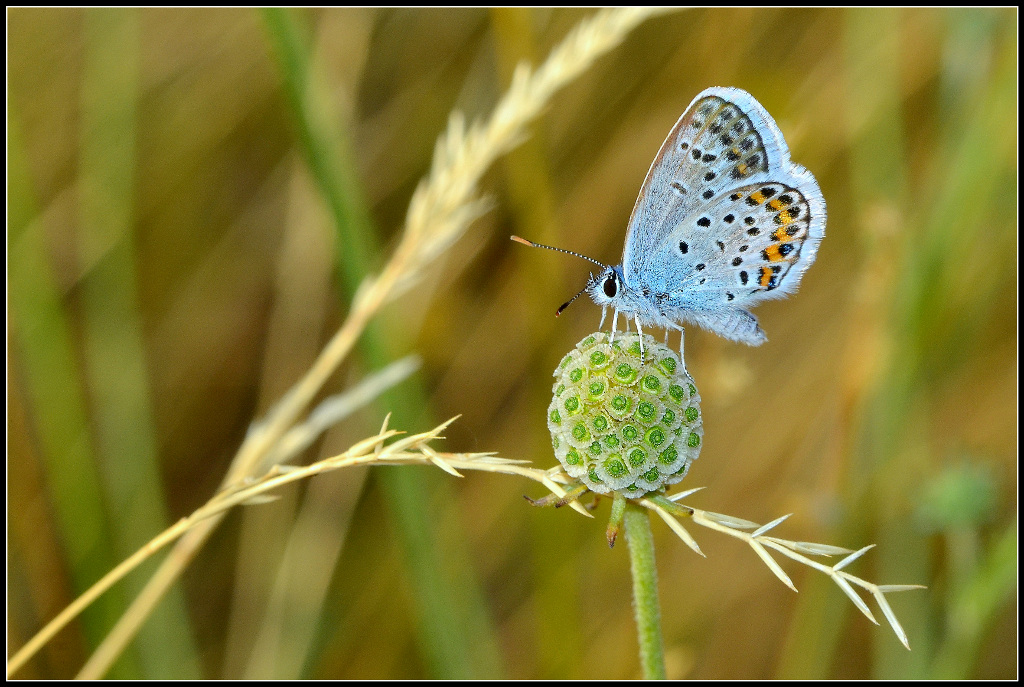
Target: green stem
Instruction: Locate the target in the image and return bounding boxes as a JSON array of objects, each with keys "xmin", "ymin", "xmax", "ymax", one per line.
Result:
[
  {"xmin": 259, "ymin": 10, "xmax": 503, "ymax": 677},
  {"xmin": 624, "ymin": 502, "xmax": 666, "ymax": 680}
]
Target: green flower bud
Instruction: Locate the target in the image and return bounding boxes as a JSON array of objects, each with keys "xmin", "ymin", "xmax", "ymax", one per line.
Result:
[{"xmin": 547, "ymin": 332, "xmax": 703, "ymax": 495}]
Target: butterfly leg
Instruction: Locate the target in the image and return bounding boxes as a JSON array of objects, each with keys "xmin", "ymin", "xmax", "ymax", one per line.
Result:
[
  {"xmin": 678, "ymin": 326, "xmax": 690, "ymax": 378},
  {"xmin": 634, "ymin": 316, "xmax": 646, "ymax": 365},
  {"xmin": 610, "ymin": 309, "xmax": 619, "ymax": 345}
]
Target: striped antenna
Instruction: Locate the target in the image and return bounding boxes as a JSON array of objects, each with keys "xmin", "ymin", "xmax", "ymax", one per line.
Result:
[
  {"xmin": 511, "ymin": 235, "xmax": 606, "ymax": 316},
  {"xmin": 510, "ymin": 235, "xmax": 607, "ymax": 269},
  {"xmin": 556, "ymin": 285, "xmax": 590, "ymax": 316}
]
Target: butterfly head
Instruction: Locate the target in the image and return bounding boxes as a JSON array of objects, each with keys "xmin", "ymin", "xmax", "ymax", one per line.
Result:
[{"xmin": 586, "ymin": 265, "xmax": 626, "ymax": 309}]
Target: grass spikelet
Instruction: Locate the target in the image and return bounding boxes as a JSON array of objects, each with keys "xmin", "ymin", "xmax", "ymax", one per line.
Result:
[{"xmin": 644, "ymin": 493, "xmax": 926, "ymax": 650}]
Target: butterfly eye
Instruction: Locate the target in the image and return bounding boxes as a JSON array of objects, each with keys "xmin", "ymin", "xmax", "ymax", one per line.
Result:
[{"xmin": 603, "ymin": 276, "xmax": 618, "ymax": 298}]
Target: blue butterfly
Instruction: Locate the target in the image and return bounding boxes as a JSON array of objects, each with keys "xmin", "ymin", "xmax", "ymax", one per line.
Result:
[{"xmin": 514, "ymin": 87, "xmax": 825, "ymax": 363}]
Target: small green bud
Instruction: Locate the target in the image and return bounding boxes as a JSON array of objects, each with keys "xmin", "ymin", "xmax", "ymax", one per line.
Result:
[
  {"xmin": 620, "ymin": 424, "xmax": 641, "ymax": 444},
  {"xmin": 613, "ymin": 362, "xmax": 638, "ymax": 385},
  {"xmin": 603, "ymin": 455, "xmax": 628, "ymax": 478},
  {"xmin": 661, "ymin": 408, "xmax": 675, "ymax": 425},
  {"xmin": 658, "ymin": 445, "xmax": 678, "ymax": 465},
  {"xmin": 627, "ymin": 446, "xmax": 648, "ymax": 467},
  {"xmin": 608, "ymin": 390, "xmax": 638, "ymax": 421},
  {"xmin": 658, "ymin": 356, "xmax": 677, "ymax": 375},
  {"xmin": 641, "ymin": 373, "xmax": 663, "ymax": 394},
  {"xmin": 644, "ymin": 426, "xmax": 667, "ymax": 449}
]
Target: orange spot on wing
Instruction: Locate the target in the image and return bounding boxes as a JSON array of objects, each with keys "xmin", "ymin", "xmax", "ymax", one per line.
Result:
[
  {"xmin": 759, "ymin": 268, "xmax": 773, "ymax": 287},
  {"xmin": 749, "ymin": 190, "xmax": 765, "ymax": 203},
  {"xmin": 763, "ymin": 244, "xmax": 786, "ymax": 262},
  {"xmin": 768, "ymin": 199, "xmax": 783, "ymax": 211}
]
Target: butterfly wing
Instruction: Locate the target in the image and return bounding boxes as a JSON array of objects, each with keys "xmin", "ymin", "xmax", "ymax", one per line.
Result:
[{"xmin": 621, "ymin": 87, "xmax": 825, "ymax": 344}]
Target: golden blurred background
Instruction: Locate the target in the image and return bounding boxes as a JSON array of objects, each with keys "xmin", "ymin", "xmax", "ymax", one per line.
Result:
[{"xmin": 7, "ymin": 8, "xmax": 1016, "ymax": 679}]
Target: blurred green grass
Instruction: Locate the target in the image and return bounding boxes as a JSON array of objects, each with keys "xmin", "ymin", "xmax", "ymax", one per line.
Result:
[{"xmin": 7, "ymin": 7, "xmax": 1017, "ymax": 679}]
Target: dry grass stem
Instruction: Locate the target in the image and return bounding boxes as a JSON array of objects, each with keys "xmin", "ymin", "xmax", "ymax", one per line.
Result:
[
  {"xmin": 55, "ymin": 8, "xmax": 668, "ymax": 679},
  {"xmin": 259, "ymin": 355, "xmax": 421, "ymax": 469},
  {"xmin": 7, "ymin": 413, "xmax": 601, "ymax": 679},
  {"xmin": 641, "ymin": 494, "xmax": 926, "ymax": 650},
  {"xmin": 241, "ymin": 7, "xmax": 670, "ymax": 485},
  {"xmin": 10, "ymin": 416, "xmax": 551, "ymax": 678},
  {"xmin": 391, "ymin": 7, "xmax": 672, "ymax": 301}
]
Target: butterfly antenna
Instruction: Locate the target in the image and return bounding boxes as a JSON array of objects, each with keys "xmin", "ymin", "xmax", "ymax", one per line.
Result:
[
  {"xmin": 556, "ymin": 284, "xmax": 590, "ymax": 317},
  {"xmin": 510, "ymin": 235, "xmax": 607, "ymax": 269},
  {"xmin": 511, "ymin": 236, "xmax": 605, "ymax": 318}
]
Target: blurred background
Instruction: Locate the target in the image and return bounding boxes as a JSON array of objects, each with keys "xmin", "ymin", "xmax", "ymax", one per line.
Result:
[{"xmin": 7, "ymin": 8, "xmax": 1016, "ymax": 679}]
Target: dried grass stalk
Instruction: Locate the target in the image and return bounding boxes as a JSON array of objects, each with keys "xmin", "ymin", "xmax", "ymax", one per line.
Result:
[
  {"xmin": 8, "ymin": 9, "xmax": 667, "ymax": 679},
  {"xmin": 641, "ymin": 495, "xmax": 926, "ymax": 650}
]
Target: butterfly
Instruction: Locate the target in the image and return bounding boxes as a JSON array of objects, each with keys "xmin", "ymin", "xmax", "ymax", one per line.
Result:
[{"xmin": 513, "ymin": 87, "xmax": 826, "ymax": 364}]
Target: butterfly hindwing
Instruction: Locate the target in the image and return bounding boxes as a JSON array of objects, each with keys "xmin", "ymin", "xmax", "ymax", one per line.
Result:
[
  {"xmin": 652, "ymin": 178, "xmax": 822, "ymax": 300},
  {"xmin": 687, "ymin": 308, "xmax": 767, "ymax": 346}
]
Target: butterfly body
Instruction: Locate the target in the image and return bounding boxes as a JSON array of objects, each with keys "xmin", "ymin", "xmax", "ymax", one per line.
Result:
[{"xmin": 588, "ymin": 87, "xmax": 825, "ymax": 346}]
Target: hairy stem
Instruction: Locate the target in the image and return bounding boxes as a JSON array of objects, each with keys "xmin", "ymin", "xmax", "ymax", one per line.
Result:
[{"xmin": 625, "ymin": 501, "xmax": 666, "ymax": 680}]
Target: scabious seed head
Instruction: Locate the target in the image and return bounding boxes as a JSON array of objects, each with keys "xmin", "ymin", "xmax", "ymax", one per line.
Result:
[{"xmin": 548, "ymin": 332, "xmax": 703, "ymax": 495}]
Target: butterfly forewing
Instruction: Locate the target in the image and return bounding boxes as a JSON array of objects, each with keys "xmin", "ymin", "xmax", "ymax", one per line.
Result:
[
  {"xmin": 620, "ymin": 87, "xmax": 825, "ymax": 343},
  {"xmin": 622, "ymin": 87, "xmax": 790, "ymax": 283}
]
